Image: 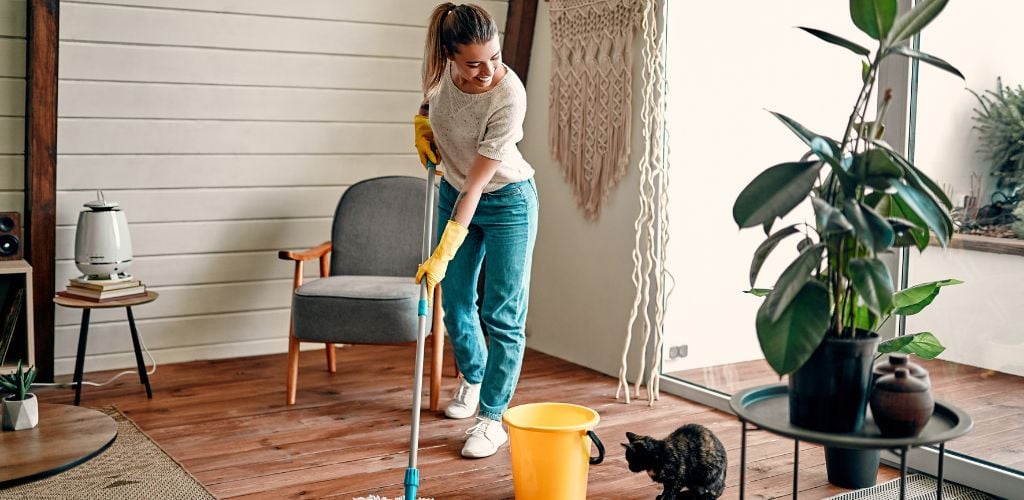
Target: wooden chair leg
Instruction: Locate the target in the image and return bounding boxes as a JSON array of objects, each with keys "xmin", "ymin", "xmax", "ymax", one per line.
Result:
[
  {"xmin": 286, "ymin": 336, "xmax": 300, "ymax": 405},
  {"xmin": 325, "ymin": 342, "xmax": 337, "ymax": 373},
  {"xmin": 430, "ymin": 285, "xmax": 444, "ymax": 412}
]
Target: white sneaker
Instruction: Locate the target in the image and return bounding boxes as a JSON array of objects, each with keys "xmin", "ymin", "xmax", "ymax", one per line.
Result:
[
  {"xmin": 461, "ymin": 417, "xmax": 508, "ymax": 458},
  {"xmin": 445, "ymin": 378, "xmax": 481, "ymax": 419}
]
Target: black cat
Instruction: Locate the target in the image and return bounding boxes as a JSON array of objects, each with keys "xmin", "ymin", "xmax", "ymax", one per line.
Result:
[{"xmin": 622, "ymin": 424, "xmax": 727, "ymax": 500}]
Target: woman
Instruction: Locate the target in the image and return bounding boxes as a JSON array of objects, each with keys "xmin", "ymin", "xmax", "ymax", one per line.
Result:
[{"xmin": 414, "ymin": 2, "xmax": 538, "ymax": 459}]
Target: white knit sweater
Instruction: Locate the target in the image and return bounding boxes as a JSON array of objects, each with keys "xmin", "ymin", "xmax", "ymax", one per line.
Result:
[{"xmin": 428, "ymin": 63, "xmax": 534, "ymax": 193}]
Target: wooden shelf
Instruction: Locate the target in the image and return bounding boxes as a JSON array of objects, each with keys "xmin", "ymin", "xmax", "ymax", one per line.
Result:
[{"xmin": 932, "ymin": 233, "xmax": 1024, "ymax": 257}]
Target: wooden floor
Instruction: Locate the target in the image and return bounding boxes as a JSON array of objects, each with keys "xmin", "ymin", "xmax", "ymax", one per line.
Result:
[
  {"xmin": 34, "ymin": 345, "xmax": 898, "ymax": 499},
  {"xmin": 670, "ymin": 357, "xmax": 1024, "ymax": 470}
]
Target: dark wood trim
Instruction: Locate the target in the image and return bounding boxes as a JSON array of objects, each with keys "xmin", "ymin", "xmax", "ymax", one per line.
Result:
[
  {"xmin": 25, "ymin": 0, "xmax": 58, "ymax": 382},
  {"xmin": 502, "ymin": 0, "xmax": 539, "ymax": 84},
  {"xmin": 931, "ymin": 233, "xmax": 1024, "ymax": 257}
]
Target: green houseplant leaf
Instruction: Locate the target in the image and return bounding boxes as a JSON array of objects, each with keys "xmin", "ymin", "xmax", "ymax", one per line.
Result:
[
  {"xmin": 750, "ymin": 224, "xmax": 801, "ymax": 287},
  {"xmin": 733, "ymin": 161, "xmax": 822, "ymax": 228},
  {"xmin": 887, "ymin": 45, "xmax": 965, "ymax": 80},
  {"xmin": 798, "ymin": 26, "xmax": 870, "ymax": 56},
  {"xmin": 893, "ymin": 278, "xmax": 962, "ymax": 315},
  {"xmin": 812, "ymin": 198, "xmax": 854, "ymax": 235},
  {"xmin": 843, "ymin": 199, "xmax": 895, "ymax": 253},
  {"xmin": 849, "ymin": 0, "xmax": 897, "ymax": 40},
  {"xmin": 889, "ymin": 180, "xmax": 950, "ymax": 247},
  {"xmin": 885, "ymin": 0, "xmax": 949, "ymax": 45},
  {"xmin": 847, "ymin": 257, "xmax": 894, "ymax": 315},
  {"xmin": 878, "ymin": 332, "xmax": 945, "ymax": 359},
  {"xmin": 757, "ymin": 280, "xmax": 831, "ymax": 375},
  {"xmin": 764, "ymin": 243, "xmax": 824, "ymax": 322}
]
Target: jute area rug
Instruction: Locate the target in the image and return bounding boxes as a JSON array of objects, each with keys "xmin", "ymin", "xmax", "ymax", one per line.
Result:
[
  {"xmin": 0, "ymin": 406, "xmax": 214, "ymax": 499},
  {"xmin": 827, "ymin": 473, "xmax": 996, "ymax": 500}
]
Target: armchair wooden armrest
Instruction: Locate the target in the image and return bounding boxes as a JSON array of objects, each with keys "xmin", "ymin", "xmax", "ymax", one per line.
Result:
[
  {"xmin": 278, "ymin": 241, "xmax": 331, "ymax": 262},
  {"xmin": 279, "ymin": 241, "xmax": 332, "ymax": 288}
]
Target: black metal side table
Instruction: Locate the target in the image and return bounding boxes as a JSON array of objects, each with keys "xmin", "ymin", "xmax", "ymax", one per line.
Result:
[
  {"xmin": 54, "ymin": 291, "xmax": 159, "ymax": 405},
  {"xmin": 730, "ymin": 384, "xmax": 972, "ymax": 500}
]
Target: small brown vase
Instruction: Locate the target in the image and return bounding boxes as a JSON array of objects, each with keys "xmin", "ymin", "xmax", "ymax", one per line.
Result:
[
  {"xmin": 873, "ymin": 353, "xmax": 930, "ymax": 386},
  {"xmin": 870, "ymin": 368, "xmax": 934, "ymax": 438}
]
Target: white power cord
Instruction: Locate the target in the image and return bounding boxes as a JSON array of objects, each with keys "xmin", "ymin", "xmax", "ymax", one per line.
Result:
[{"xmin": 30, "ymin": 329, "xmax": 157, "ymax": 389}]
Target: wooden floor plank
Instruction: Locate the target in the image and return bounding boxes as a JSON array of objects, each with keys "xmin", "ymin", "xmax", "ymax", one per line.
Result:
[{"xmin": 34, "ymin": 345, "xmax": 904, "ymax": 499}]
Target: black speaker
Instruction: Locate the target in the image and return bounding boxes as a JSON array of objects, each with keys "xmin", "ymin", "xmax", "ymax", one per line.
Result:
[{"xmin": 0, "ymin": 212, "xmax": 21, "ymax": 261}]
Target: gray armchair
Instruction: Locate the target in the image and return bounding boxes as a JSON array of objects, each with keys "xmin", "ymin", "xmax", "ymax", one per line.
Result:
[{"xmin": 278, "ymin": 176, "xmax": 446, "ymax": 410}]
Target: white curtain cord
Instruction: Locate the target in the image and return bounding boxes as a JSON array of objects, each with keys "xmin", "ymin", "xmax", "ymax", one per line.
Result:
[{"xmin": 616, "ymin": 0, "xmax": 670, "ymax": 405}]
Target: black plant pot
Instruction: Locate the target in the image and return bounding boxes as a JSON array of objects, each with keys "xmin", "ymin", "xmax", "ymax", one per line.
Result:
[
  {"xmin": 825, "ymin": 446, "xmax": 881, "ymax": 488},
  {"xmin": 788, "ymin": 334, "xmax": 879, "ymax": 433}
]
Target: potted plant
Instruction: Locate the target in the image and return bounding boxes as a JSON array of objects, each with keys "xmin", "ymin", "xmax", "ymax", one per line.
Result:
[
  {"xmin": 971, "ymin": 78, "xmax": 1024, "ymax": 194},
  {"xmin": 1, "ymin": 360, "xmax": 39, "ymax": 431},
  {"xmin": 732, "ymin": 0, "xmax": 962, "ymax": 486}
]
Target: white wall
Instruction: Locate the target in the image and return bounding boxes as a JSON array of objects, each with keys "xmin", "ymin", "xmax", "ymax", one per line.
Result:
[
  {"xmin": 54, "ymin": 0, "xmax": 507, "ymax": 375},
  {"xmin": 911, "ymin": 0, "xmax": 1024, "ymax": 204},
  {"xmin": 519, "ymin": 1, "xmax": 651, "ymax": 377},
  {"xmin": 661, "ymin": 1, "xmax": 867, "ymax": 371},
  {"xmin": 0, "ymin": 0, "xmax": 25, "ymax": 212},
  {"xmin": 906, "ymin": 0, "xmax": 1024, "ymax": 377}
]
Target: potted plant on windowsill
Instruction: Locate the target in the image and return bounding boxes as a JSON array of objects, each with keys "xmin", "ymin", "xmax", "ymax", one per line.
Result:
[
  {"xmin": 1, "ymin": 360, "xmax": 39, "ymax": 431},
  {"xmin": 732, "ymin": 0, "xmax": 962, "ymax": 486}
]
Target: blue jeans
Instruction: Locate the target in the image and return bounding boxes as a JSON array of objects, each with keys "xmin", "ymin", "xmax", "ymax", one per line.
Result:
[{"xmin": 438, "ymin": 177, "xmax": 538, "ymax": 422}]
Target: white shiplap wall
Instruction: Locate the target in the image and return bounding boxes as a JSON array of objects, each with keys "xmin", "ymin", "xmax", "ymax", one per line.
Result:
[
  {"xmin": 0, "ymin": 0, "xmax": 25, "ymax": 214},
  {"xmin": 55, "ymin": 0, "xmax": 509, "ymax": 375}
]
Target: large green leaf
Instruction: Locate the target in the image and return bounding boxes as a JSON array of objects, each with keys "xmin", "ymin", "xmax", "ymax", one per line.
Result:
[
  {"xmin": 888, "ymin": 195, "xmax": 931, "ymax": 250},
  {"xmin": 757, "ymin": 280, "xmax": 831, "ymax": 376},
  {"xmin": 844, "ymin": 199, "xmax": 895, "ymax": 252},
  {"xmin": 812, "ymin": 197, "xmax": 854, "ymax": 235},
  {"xmin": 889, "ymin": 180, "xmax": 949, "ymax": 247},
  {"xmin": 798, "ymin": 27, "xmax": 870, "ymax": 56},
  {"xmin": 750, "ymin": 224, "xmax": 800, "ymax": 287},
  {"xmin": 764, "ymin": 243, "xmax": 825, "ymax": 322},
  {"xmin": 850, "ymin": 0, "xmax": 897, "ymax": 40},
  {"xmin": 847, "ymin": 257, "xmax": 894, "ymax": 316},
  {"xmin": 852, "ymin": 304, "xmax": 879, "ymax": 332},
  {"xmin": 893, "ymin": 278, "xmax": 962, "ymax": 315},
  {"xmin": 878, "ymin": 332, "xmax": 945, "ymax": 359},
  {"xmin": 855, "ymin": 149, "xmax": 904, "ymax": 190},
  {"xmin": 887, "ymin": 45, "xmax": 965, "ymax": 80},
  {"xmin": 885, "ymin": 0, "xmax": 949, "ymax": 45},
  {"xmin": 733, "ymin": 161, "xmax": 822, "ymax": 228},
  {"xmin": 873, "ymin": 140, "xmax": 953, "ymax": 210},
  {"xmin": 769, "ymin": 112, "xmax": 842, "ymax": 168}
]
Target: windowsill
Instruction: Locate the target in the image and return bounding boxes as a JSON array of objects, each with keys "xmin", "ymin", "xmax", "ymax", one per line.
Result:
[{"xmin": 931, "ymin": 233, "xmax": 1024, "ymax": 257}]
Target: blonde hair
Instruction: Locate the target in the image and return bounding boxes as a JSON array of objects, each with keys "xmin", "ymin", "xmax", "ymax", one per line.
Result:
[{"xmin": 423, "ymin": 3, "xmax": 498, "ymax": 100}]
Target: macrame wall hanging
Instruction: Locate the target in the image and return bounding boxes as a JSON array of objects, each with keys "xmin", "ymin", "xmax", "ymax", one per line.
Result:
[{"xmin": 549, "ymin": 0, "xmax": 644, "ymax": 221}]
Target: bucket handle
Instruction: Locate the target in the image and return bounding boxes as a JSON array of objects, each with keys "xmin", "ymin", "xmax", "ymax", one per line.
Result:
[{"xmin": 587, "ymin": 430, "xmax": 605, "ymax": 465}]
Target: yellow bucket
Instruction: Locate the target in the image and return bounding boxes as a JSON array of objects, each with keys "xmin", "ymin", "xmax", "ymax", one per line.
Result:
[{"xmin": 502, "ymin": 402, "xmax": 605, "ymax": 500}]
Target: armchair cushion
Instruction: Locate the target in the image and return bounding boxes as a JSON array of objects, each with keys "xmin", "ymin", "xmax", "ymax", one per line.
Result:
[{"xmin": 292, "ymin": 275, "xmax": 432, "ymax": 344}]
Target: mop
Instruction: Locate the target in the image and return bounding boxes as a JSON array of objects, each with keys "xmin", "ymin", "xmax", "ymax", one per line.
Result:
[
  {"xmin": 402, "ymin": 161, "xmax": 438, "ymax": 499},
  {"xmin": 354, "ymin": 168, "xmax": 438, "ymax": 500}
]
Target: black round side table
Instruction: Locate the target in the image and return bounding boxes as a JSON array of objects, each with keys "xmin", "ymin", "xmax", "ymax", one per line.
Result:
[{"xmin": 730, "ymin": 384, "xmax": 973, "ymax": 500}]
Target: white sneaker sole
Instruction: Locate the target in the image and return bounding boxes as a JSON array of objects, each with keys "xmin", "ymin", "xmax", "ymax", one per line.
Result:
[
  {"xmin": 461, "ymin": 434, "xmax": 508, "ymax": 458},
  {"xmin": 444, "ymin": 404, "xmax": 478, "ymax": 419}
]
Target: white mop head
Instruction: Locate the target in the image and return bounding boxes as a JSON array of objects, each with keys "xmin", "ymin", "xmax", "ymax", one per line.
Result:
[{"xmin": 352, "ymin": 496, "xmax": 434, "ymax": 500}]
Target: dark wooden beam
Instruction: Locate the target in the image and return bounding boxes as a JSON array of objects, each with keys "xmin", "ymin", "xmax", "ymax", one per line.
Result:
[
  {"xmin": 25, "ymin": 0, "xmax": 58, "ymax": 382},
  {"xmin": 502, "ymin": 0, "xmax": 539, "ymax": 84}
]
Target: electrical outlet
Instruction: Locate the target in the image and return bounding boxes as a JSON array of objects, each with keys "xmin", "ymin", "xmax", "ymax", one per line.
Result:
[{"xmin": 668, "ymin": 344, "xmax": 688, "ymax": 359}]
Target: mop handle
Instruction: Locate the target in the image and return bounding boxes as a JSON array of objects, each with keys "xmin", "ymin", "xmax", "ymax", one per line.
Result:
[{"xmin": 408, "ymin": 161, "xmax": 437, "ymax": 477}]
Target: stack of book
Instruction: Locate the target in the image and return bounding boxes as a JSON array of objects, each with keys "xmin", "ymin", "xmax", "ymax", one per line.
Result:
[{"xmin": 60, "ymin": 276, "xmax": 147, "ymax": 302}]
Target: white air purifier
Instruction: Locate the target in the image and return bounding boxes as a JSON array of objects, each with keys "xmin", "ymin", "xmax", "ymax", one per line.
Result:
[{"xmin": 74, "ymin": 191, "xmax": 133, "ymax": 279}]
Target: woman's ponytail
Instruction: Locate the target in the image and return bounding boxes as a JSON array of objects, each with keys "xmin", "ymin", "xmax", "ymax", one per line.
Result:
[
  {"xmin": 423, "ymin": 3, "xmax": 456, "ymax": 100},
  {"xmin": 422, "ymin": 3, "xmax": 498, "ymax": 100}
]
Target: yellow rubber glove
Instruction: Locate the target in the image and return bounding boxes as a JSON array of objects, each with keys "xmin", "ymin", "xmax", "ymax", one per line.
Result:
[
  {"xmin": 413, "ymin": 115, "xmax": 443, "ymax": 175},
  {"xmin": 416, "ymin": 220, "xmax": 468, "ymax": 300}
]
